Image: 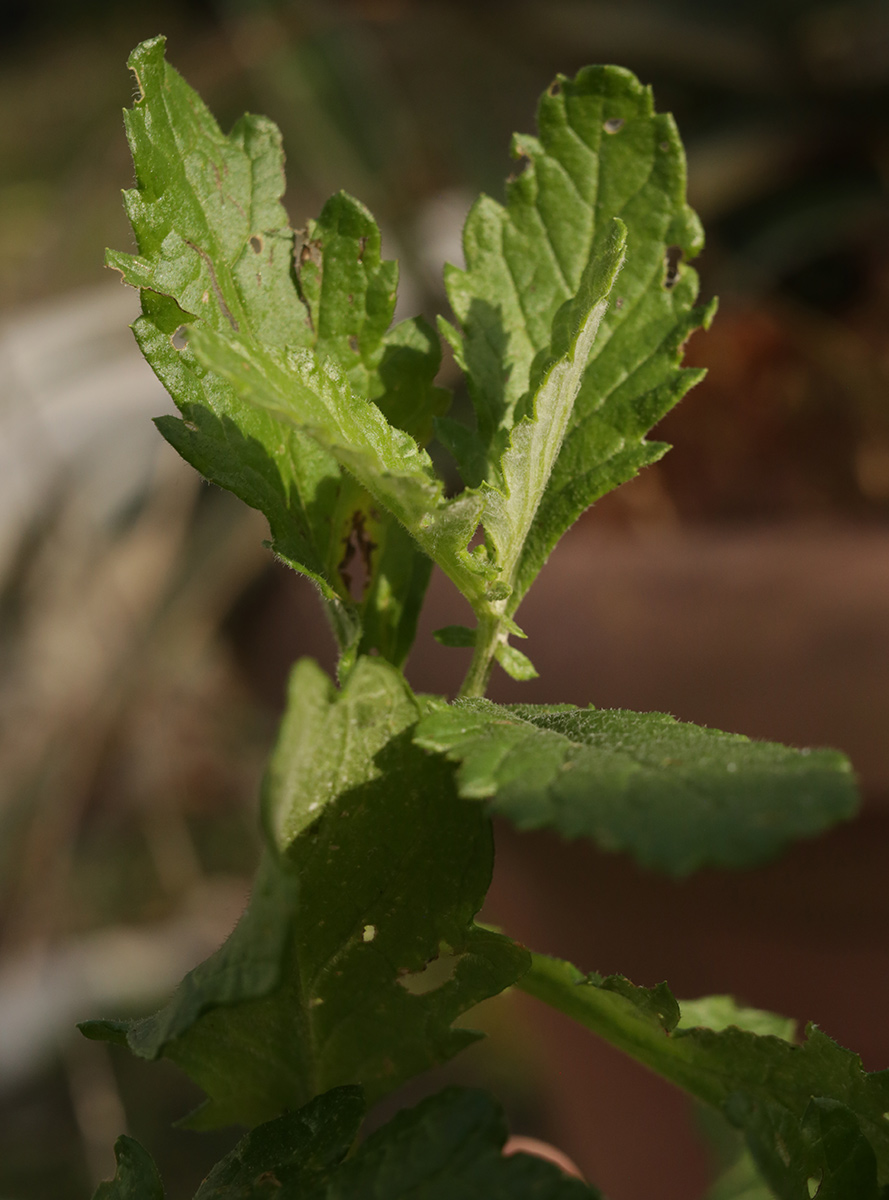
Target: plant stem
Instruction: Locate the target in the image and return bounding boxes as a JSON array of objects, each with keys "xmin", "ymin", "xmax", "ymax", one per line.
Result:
[
  {"xmin": 458, "ymin": 610, "xmax": 503, "ymax": 699},
  {"xmin": 323, "ymin": 594, "xmax": 361, "ymax": 682}
]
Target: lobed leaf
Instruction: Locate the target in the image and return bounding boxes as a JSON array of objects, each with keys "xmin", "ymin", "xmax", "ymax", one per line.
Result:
[
  {"xmin": 322, "ymin": 1086, "xmax": 599, "ymax": 1198},
  {"xmin": 443, "ymin": 65, "xmax": 715, "ymax": 610},
  {"xmin": 111, "ymin": 37, "xmax": 446, "ymax": 667},
  {"xmin": 83, "ymin": 658, "xmax": 528, "ymax": 1128},
  {"xmin": 92, "ymin": 1087, "xmax": 601, "ymax": 1199},
  {"xmin": 92, "ymin": 1136, "xmax": 164, "ymax": 1200},
  {"xmin": 192, "ymin": 1086, "xmax": 364, "ymax": 1198},
  {"xmin": 414, "ymin": 699, "xmax": 858, "ymax": 875},
  {"xmin": 519, "ymin": 953, "xmax": 889, "ymax": 1190}
]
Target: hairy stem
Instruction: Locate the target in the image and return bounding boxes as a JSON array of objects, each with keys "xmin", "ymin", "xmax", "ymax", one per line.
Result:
[
  {"xmin": 322, "ymin": 593, "xmax": 361, "ymax": 681},
  {"xmin": 458, "ymin": 610, "xmax": 503, "ymax": 699}
]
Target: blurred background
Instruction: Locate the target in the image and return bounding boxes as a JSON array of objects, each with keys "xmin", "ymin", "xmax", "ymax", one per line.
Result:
[{"xmin": 2, "ymin": 1, "xmax": 889, "ymax": 1197}]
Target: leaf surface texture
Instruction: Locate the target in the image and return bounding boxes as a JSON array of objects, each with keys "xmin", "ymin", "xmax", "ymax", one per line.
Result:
[
  {"xmin": 112, "ymin": 37, "xmax": 446, "ymax": 665},
  {"xmin": 93, "ymin": 1087, "xmax": 601, "ymax": 1198},
  {"xmin": 414, "ymin": 700, "xmax": 858, "ymax": 874},
  {"xmin": 520, "ymin": 953, "xmax": 889, "ymax": 1192},
  {"xmin": 83, "ymin": 659, "xmax": 528, "ymax": 1128},
  {"xmin": 443, "ymin": 65, "xmax": 716, "ymax": 609}
]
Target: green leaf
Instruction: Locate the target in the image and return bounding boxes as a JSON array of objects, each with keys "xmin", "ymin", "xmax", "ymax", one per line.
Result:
[
  {"xmin": 414, "ymin": 700, "xmax": 858, "ymax": 875},
  {"xmin": 92, "ymin": 1136, "xmax": 164, "ymax": 1200},
  {"xmin": 494, "ymin": 642, "xmax": 539, "ymax": 681},
  {"xmin": 444, "ymin": 65, "xmax": 715, "ymax": 610},
  {"xmin": 193, "ymin": 1086, "xmax": 363, "ymax": 1198},
  {"xmin": 187, "ymin": 322, "xmax": 491, "ymax": 606},
  {"xmin": 95, "ymin": 1087, "xmax": 601, "ymax": 1199},
  {"xmin": 679, "ymin": 996, "xmax": 796, "ymax": 1042},
  {"xmin": 518, "ymin": 953, "xmax": 889, "ymax": 1188},
  {"xmin": 322, "ymin": 1087, "xmax": 600, "ymax": 1198},
  {"xmin": 726, "ymin": 1095, "xmax": 889, "ymax": 1200},
  {"xmin": 83, "ymin": 658, "xmax": 529, "ymax": 1128},
  {"xmin": 706, "ymin": 1152, "xmax": 776, "ymax": 1200},
  {"xmin": 298, "ymin": 192, "xmax": 449, "ymax": 446},
  {"xmin": 480, "ymin": 219, "xmax": 627, "ymax": 599},
  {"xmin": 110, "ymin": 38, "xmax": 445, "ymax": 668},
  {"xmin": 433, "ymin": 624, "xmax": 476, "ymax": 648}
]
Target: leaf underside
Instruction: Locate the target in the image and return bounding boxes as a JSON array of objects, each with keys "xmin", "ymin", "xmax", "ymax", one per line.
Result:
[{"xmin": 82, "ymin": 659, "xmax": 528, "ymax": 1129}]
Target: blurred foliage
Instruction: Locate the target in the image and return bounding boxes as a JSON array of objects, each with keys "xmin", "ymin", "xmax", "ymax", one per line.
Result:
[{"xmin": 2, "ymin": 2, "xmax": 889, "ymax": 1197}]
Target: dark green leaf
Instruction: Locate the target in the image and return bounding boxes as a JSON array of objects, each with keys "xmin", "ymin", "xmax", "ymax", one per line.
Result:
[
  {"xmin": 92, "ymin": 1136, "xmax": 164, "ymax": 1200},
  {"xmin": 414, "ymin": 700, "xmax": 858, "ymax": 874},
  {"xmin": 84, "ymin": 658, "xmax": 529, "ymax": 1128},
  {"xmin": 726, "ymin": 1094, "xmax": 889, "ymax": 1200},
  {"xmin": 94, "ymin": 1086, "xmax": 602, "ymax": 1199},
  {"xmin": 193, "ymin": 1086, "xmax": 363, "ymax": 1198},
  {"xmin": 519, "ymin": 953, "xmax": 889, "ymax": 1188},
  {"xmin": 323, "ymin": 1087, "xmax": 600, "ymax": 1198}
]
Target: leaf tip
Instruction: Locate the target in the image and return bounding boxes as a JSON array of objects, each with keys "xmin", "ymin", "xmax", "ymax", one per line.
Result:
[{"xmin": 126, "ymin": 35, "xmax": 166, "ymax": 100}]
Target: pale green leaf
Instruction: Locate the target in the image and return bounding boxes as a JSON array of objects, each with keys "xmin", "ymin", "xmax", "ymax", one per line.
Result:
[
  {"xmin": 414, "ymin": 700, "xmax": 858, "ymax": 875},
  {"xmin": 187, "ymin": 323, "xmax": 492, "ymax": 607},
  {"xmin": 480, "ymin": 219, "xmax": 627, "ymax": 600},
  {"xmin": 494, "ymin": 642, "xmax": 539, "ymax": 681},
  {"xmin": 679, "ymin": 996, "xmax": 796, "ymax": 1042},
  {"xmin": 444, "ymin": 65, "xmax": 715, "ymax": 611},
  {"xmin": 298, "ymin": 192, "xmax": 449, "ymax": 445},
  {"xmin": 110, "ymin": 37, "xmax": 445, "ymax": 667},
  {"xmin": 289, "ymin": 189, "xmax": 450, "ymax": 666},
  {"xmin": 519, "ymin": 953, "xmax": 889, "ymax": 1187},
  {"xmin": 82, "ymin": 658, "xmax": 529, "ymax": 1128}
]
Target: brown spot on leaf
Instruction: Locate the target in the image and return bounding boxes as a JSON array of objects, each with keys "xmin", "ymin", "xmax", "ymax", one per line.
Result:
[
  {"xmin": 299, "ymin": 239, "xmax": 322, "ymax": 268},
  {"xmin": 664, "ymin": 245, "xmax": 683, "ymax": 289},
  {"xmin": 338, "ymin": 511, "xmax": 378, "ymax": 600}
]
